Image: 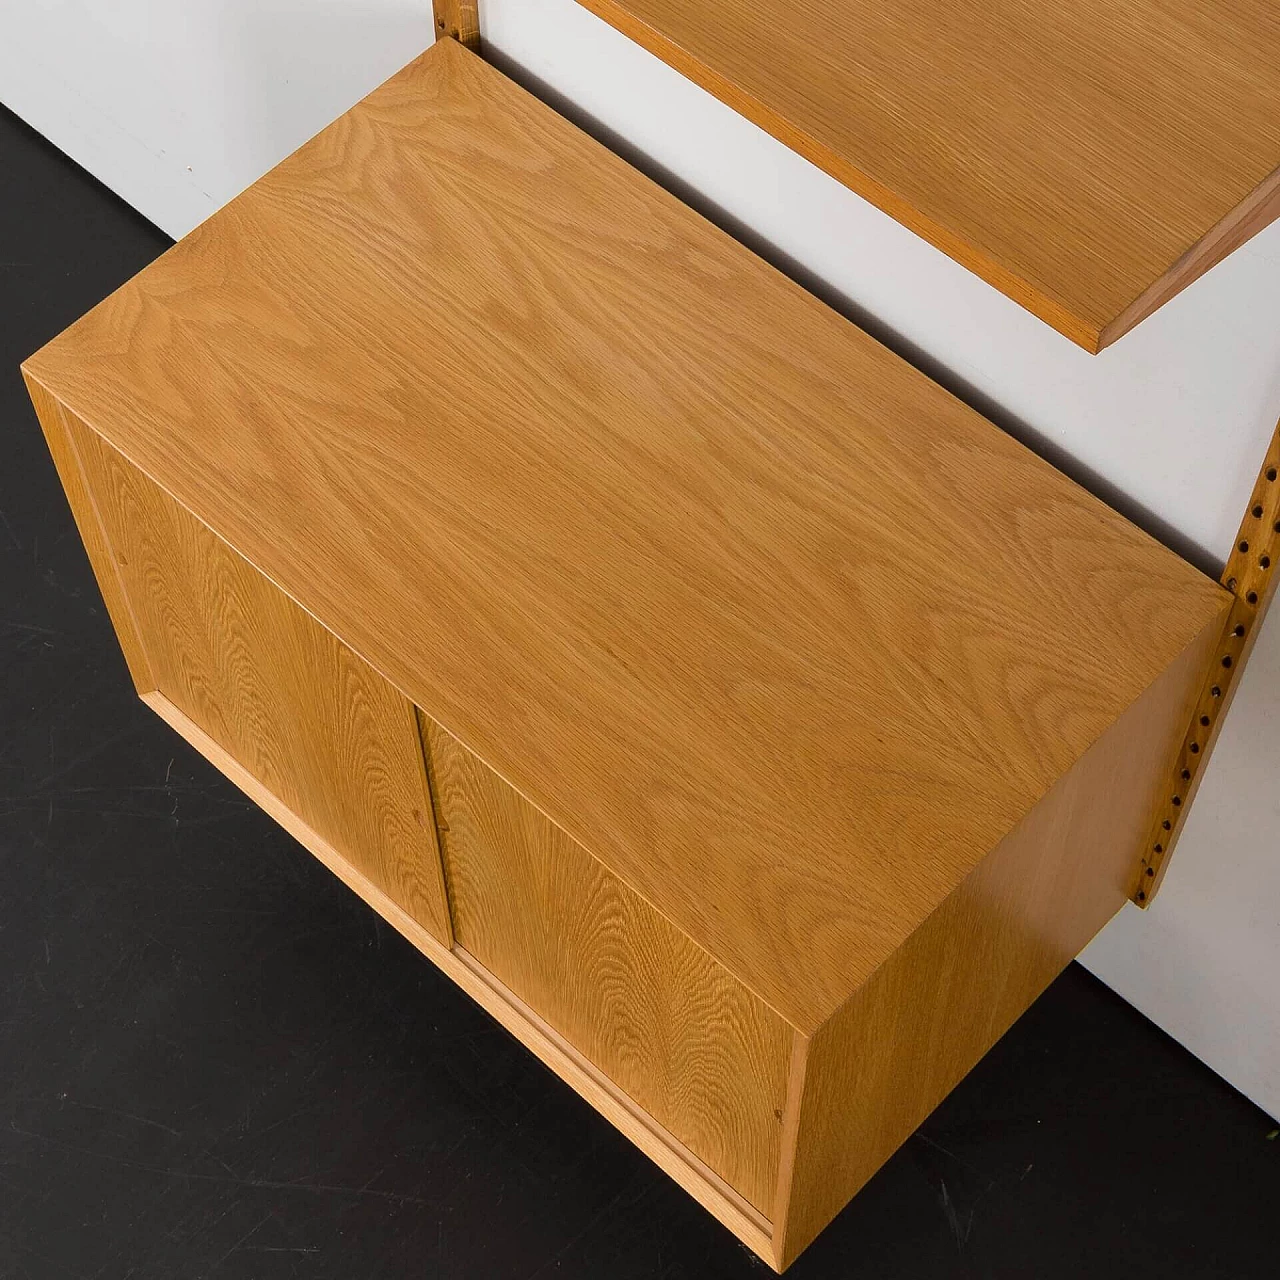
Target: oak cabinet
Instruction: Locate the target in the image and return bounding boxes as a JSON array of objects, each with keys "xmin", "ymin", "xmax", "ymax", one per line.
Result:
[{"xmin": 22, "ymin": 38, "xmax": 1245, "ymax": 1270}]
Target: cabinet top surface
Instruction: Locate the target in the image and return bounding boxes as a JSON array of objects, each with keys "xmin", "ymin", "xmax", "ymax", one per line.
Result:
[
  {"xmin": 578, "ymin": 0, "xmax": 1280, "ymax": 350},
  {"xmin": 26, "ymin": 39, "xmax": 1227, "ymax": 1029}
]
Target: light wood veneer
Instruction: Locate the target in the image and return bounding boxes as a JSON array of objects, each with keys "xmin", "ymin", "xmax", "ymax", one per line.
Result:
[
  {"xmin": 23, "ymin": 39, "xmax": 1235, "ymax": 1269},
  {"xmin": 425, "ymin": 715, "xmax": 792, "ymax": 1215}
]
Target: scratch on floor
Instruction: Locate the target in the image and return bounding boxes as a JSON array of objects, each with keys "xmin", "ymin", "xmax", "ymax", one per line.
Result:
[
  {"xmin": 915, "ymin": 1130, "xmax": 997, "ymax": 1187},
  {"xmin": 0, "ymin": 506, "xmax": 19, "ymax": 551},
  {"xmin": 58, "ymin": 1096, "xmax": 182, "ymax": 1138},
  {"xmin": 939, "ymin": 1178, "xmax": 975, "ymax": 1252},
  {"xmin": 196, "ymin": 1214, "xmax": 271, "ymax": 1280},
  {"xmin": 8, "ymin": 1122, "xmax": 431, "ymax": 1205}
]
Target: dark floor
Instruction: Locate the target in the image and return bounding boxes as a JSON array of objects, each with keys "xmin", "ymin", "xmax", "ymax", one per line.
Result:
[{"xmin": 1, "ymin": 103, "xmax": 1277, "ymax": 1280}]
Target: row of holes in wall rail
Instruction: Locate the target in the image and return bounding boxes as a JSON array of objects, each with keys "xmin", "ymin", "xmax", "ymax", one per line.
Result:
[
  {"xmin": 1135, "ymin": 449, "xmax": 1280, "ymax": 903},
  {"xmin": 1224, "ymin": 461, "xmax": 1280, "ymax": 604},
  {"xmin": 1136, "ymin": 603, "xmax": 1252, "ymax": 901}
]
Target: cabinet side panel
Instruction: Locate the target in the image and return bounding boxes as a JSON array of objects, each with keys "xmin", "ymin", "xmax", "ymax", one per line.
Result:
[
  {"xmin": 22, "ymin": 377, "xmax": 154, "ymax": 692},
  {"xmin": 69, "ymin": 422, "xmax": 452, "ymax": 945},
  {"xmin": 776, "ymin": 608, "xmax": 1225, "ymax": 1266},
  {"xmin": 422, "ymin": 714, "xmax": 791, "ymax": 1218}
]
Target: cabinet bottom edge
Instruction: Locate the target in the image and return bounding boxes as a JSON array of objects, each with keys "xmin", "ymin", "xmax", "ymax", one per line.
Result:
[{"xmin": 138, "ymin": 690, "xmax": 778, "ymax": 1268}]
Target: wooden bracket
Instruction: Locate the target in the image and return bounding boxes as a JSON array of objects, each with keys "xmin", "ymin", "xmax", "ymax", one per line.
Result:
[
  {"xmin": 432, "ymin": 1, "xmax": 480, "ymax": 50},
  {"xmin": 1133, "ymin": 419, "xmax": 1280, "ymax": 904}
]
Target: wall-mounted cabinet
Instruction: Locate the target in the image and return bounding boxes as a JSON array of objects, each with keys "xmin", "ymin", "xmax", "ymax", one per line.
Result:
[{"xmin": 23, "ymin": 37, "xmax": 1256, "ymax": 1270}]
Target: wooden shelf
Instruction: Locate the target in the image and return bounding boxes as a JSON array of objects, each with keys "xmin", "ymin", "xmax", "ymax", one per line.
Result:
[
  {"xmin": 573, "ymin": 0, "xmax": 1280, "ymax": 352},
  {"xmin": 23, "ymin": 38, "xmax": 1237, "ymax": 1269}
]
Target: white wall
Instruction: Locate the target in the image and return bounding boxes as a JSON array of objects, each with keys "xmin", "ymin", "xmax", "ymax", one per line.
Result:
[
  {"xmin": 0, "ymin": 1, "xmax": 434, "ymax": 240},
  {"xmin": 2, "ymin": 0, "xmax": 1276, "ymax": 1115}
]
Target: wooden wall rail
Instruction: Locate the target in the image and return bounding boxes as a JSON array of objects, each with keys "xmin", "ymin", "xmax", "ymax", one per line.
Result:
[
  {"xmin": 1135, "ymin": 419, "xmax": 1280, "ymax": 903},
  {"xmin": 432, "ymin": 1, "xmax": 480, "ymax": 50}
]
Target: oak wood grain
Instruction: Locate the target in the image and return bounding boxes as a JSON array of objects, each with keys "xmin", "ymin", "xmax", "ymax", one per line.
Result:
[
  {"xmin": 22, "ymin": 39, "xmax": 1229, "ymax": 1030},
  {"xmin": 575, "ymin": 0, "xmax": 1280, "ymax": 350},
  {"xmin": 774, "ymin": 609, "xmax": 1224, "ymax": 1266},
  {"xmin": 423, "ymin": 714, "xmax": 792, "ymax": 1217},
  {"xmin": 1098, "ymin": 165, "xmax": 1280, "ymax": 351},
  {"xmin": 139, "ymin": 689, "xmax": 775, "ymax": 1263},
  {"xmin": 22, "ymin": 378, "xmax": 154, "ymax": 694},
  {"xmin": 432, "ymin": 0, "xmax": 479, "ymax": 49},
  {"xmin": 70, "ymin": 420, "xmax": 453, "ymax": 946}
]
